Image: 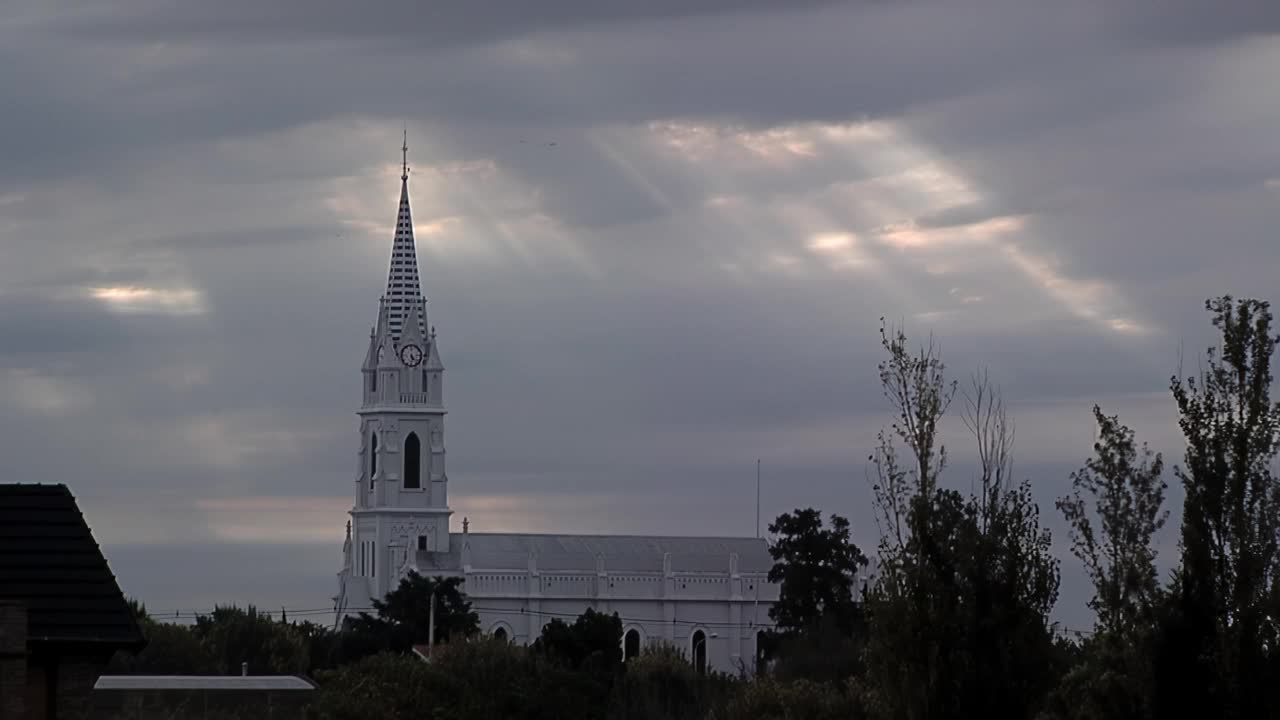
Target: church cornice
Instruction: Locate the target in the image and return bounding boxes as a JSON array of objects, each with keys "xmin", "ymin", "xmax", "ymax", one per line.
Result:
[
  {"xmin": 358, "ymin": 406, "xmax": 448, "ymax": 416},
  {"xmin": 351, "ymin": 507, "xmax": 454, "ymax": 516}
]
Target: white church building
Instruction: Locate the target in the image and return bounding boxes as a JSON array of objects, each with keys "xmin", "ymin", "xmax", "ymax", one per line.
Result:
[{"xmin": 335, "ymin": 142, "xmax": 779, "ymax": 674}]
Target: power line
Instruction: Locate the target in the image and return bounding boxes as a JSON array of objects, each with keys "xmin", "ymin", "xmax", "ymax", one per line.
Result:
[{"xmin": 148, "ymin": 603, "xmax": 777, "ymax": 631}]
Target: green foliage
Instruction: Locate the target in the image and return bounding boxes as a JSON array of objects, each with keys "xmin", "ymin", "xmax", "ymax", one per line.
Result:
[
  {"xmin": 113, "ymin": 295, "xmax": 1280, "ymax": 720},
  {"xmin": 525, "ymin": 609, "xmax": 624, "ymax": 716},
  {"xmin": 369, "ymin": 572, "xmax": 480, "ymax": 645},
  {"xmin": 1047, "ymin": 407, "xmax": 1167, "ymax": 720},
  {"xmin": 108, "ymin": 615, "xmax": 218, "ymax": 675},
  {"xmin": 1038, "ymin": 632, "xmax": 1156, "ymax": 720},
  {"xmin": 310, "ymin": 652, "xmax": 437, "ymax": 720},
  {"xmin": 765, "ymin": 615, "xmax": 865, "ymax": 685},
  {"xmin": 532, "ymin": 608, "xmax": 624, "ymax": 673},
  {"xmin": 766, "ymin": 508, "xmax": 868, "ymax": 637},
  {"xmin": 1157, "ymin": 296, "xmax": 1280, "ymax": 719},
  {"xmin": 310, "ymin": 634, "xmax": 749, "ymax": 720},
  {"xmin": 112, "ymin": 599, "xmax": 302, "ymax": 676},
  {"xmin": 1058, "ymin": 406, "xmax": 1167, "ymax": 638},
  {"xmin": 328, "ymin": 572, "xmax": 482, "ymax": 667},
  {"xmin": 864, "ymin": 320, "xmax": 1062, "ymax": 720},
  {"xmin": 421, "ymin": 639, "xmax": 550, "ymax": 719},
  {"xmin": 193, "ymin": 605, "xmax": 309, "ymax": 676},
  {"xmin": 723, "ymin": 677, "xmax": 867, "ymax": 720},
  {"xmin": 607, "ymin": 644, "xmax": 735, "ymax": 720}
]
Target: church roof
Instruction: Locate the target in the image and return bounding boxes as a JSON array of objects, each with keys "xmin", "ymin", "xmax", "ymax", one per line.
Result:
[
  {"xmin": 455, "ymin": 533, "xmax": 773, "ymax": 574},
  {"xmin": 0, "ymin": 484, "xmax": 146, "ymax": 650}
]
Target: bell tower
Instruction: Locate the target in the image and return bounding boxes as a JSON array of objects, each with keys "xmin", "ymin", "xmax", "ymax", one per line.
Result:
[{"xmin": 340, "ymin": 134, "xmax": 452, "ymax": 610}]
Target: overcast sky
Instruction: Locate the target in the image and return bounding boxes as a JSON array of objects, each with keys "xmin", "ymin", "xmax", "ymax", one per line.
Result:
[{"xmin": 2, "ymin": 0, "xmax": 1279, "ymax": 628}]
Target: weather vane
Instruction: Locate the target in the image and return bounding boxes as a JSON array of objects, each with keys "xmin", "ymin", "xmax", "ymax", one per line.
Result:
[{"xmin": 401, "ymin": 127, "xmax": 409, "ymax": 180}]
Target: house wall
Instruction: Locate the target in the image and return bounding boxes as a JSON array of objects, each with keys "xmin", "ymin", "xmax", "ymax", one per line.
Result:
[
  {"xmin": 0, "ymin": 603, "xmax": 108, "ymax": 720},
  {"xmin": 53, "ymin": 656, "xmax": 107, "ymax": 720},
  {"xmin": 1, "ymin": 603, "xmax": 26, "ymax": 720}
]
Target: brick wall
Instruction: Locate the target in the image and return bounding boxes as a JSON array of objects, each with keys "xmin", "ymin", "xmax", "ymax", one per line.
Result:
[
  {"xmin": 55, "ymin": 658, "xmax": 106, "ymax": 720},
  {"xmin": 0, "ymin": 603, "xmax": 27, "ymax": 720}
]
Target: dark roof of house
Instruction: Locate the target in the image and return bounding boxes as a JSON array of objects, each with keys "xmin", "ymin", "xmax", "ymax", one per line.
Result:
[{"xmin": 0, "ymin": 484, "xmax": 145, "ymax": 650}]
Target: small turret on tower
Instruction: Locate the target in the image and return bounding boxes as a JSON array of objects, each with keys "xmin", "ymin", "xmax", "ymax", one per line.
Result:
[
  {"xmin": 399, "ymin": 295, "xmax": 426, "ymax": 352},
  {"xmin": 425, "ymin": 325, "xmax": 444, "ymax": 370}
]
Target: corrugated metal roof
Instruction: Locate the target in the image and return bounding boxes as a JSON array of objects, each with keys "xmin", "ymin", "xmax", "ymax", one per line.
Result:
[{"xmin": 95, "ymin": 676, "xmax": 315, "ymax": 691}]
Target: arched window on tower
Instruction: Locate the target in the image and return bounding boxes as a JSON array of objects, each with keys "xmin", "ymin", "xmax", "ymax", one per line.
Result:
[
  {"xmin": 624, "ymin": 629, "xmax": 641, "ymax": 661},
  {"xmin": 370, "ymin": 433, "xmax": 378, "ymax": 486},
  {"xmin": 421, "ymin": 369, "xmax": 428, "ymax": 396},
  {"xmin": 404, "ymin": 432, "xmax": 421, "ymax": 489},
  {"xmin": 493, "ymin": 626, "xmax": 508, "ymax": 643},
  {"xmin": 691, "ymin": 630, "xmax": 707, "ymax": 675}
]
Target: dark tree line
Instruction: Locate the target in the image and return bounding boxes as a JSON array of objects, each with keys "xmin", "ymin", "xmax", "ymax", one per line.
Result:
[
  {"xmin": 110, "ymin": 295, "xmax": 1280, "ymax": 719},
  {"xmin": 759, "ymin": 296, "xmax": 1280, "ymax": 720}
]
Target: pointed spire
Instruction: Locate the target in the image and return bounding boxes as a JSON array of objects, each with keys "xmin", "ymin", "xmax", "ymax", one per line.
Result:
[
  {"xmin": 384, "ymin": 134, "xmax": 424, "ymax": 342},
  {"xmin": 363, "ymin": 323, "xmax": 380, "ymax": 371},
  {"xmin": 375, "ymin": 298, "xmax": 399, "ymax": 369},
  {"xmin": 425, "ymin": 325, "xmax": 444, "ymax": 370},
  {"xmin": 400, "ymin": 295, "xmax": 425, "ymax": 348}
]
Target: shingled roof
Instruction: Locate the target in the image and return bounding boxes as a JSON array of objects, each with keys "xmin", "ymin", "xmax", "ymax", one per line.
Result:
[{"xmin": 0, "ymin": 484, "xmax": 145, "ymax": 650}]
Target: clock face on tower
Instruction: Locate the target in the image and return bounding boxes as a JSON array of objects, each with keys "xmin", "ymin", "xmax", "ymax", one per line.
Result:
[{"xmin": 399, "ymin": 343, "xmax": 423, "ymax": 367}]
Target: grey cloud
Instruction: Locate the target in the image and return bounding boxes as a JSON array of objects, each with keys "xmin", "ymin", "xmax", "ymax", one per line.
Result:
[
  {"xmin": 45, "ymin": 0, "xmax": 849, "ymax": 45},
  {"xmin": 0, "ymin": 295, "xmax": 139, "ymax": 358},
  {"xmin": 2, "ymin": 0, "xmax": 1277, "ymax": 631}
]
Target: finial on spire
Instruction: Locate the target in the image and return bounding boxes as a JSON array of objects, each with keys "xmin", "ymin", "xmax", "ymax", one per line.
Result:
[{"xmin": 401, "ymin": 128, "xmax": 409, "ymax": 181}]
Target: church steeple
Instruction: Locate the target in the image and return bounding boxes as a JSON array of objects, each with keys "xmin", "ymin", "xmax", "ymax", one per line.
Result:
[
  {"xmin": 385, "ymin": 131, "xmax": 425, "ymax": 342},
  {"xmin": 340, "ymin": 136, "xmax": 452, "ymax": 620}
]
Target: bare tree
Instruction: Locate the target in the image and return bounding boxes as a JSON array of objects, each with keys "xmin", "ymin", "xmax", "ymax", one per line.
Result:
[
  {"xmin": 961, "ymin": 368, "xmax": 1015, "ymax": 532},
  {"xmin": 869, "ymin": 318, "xmax": 957, "ymax": 555}
]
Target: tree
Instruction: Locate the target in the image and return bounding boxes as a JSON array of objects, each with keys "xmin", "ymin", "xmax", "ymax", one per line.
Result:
[
  {"xmin": 108, "ymin": 601, "xmax": 218, "ymax": 675},
  {"xmin": 1155, "ymin": 296, "xmax": 1280, "ymax": 719},
  {"xmin": 1058, "ymin": 407, "xmax": 1167, "ymax": 638},
  {"xmin": 310, "ymin": 652, "xmax": 440, "ymax": 720},
  {"xmin": 607, "ymin": 644, "xmax": 736, "ymax": 720},
  {"xmin": 724, "ymin": 678, "xmax": 867, "ymax": 720},
  {"xmin": 1040, "ymin": 408, "xmax": 1168, "ymax": 720},
  {"xmin": 293, "ymin": 620, "xmax": 343, "ymax": 673},
  {"xmin": 766, "ymin": 508, "xmax": 868, "ymax": 637},
  {"xmin": 357, "ymin": 572, "xmax": 479, "ymax": 648},
  {"xmin": 378, "ymin": 572, "xmax": 479, "ymax": 643},
  {"xmin": 192, "ymin": 605, "xmax": 308, "ymax": 676},
  {"xmin": 863, "ymin": 321, "xmax": 1061, "ymax": 720},
  {"xmin": 532, "ymin": 608, "xmax": 624, "ymax": 673}
]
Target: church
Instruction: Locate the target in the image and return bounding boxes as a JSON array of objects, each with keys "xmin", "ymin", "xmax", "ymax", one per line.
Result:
[{"xmin": 334, "ymin": 142, "xmax": 779, "ymax": 674}]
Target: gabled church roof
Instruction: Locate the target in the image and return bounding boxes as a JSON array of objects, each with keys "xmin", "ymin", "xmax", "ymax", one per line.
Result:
[{"xmin": 451, "ymin": 533, "xmax": 773, "ymax": 574}]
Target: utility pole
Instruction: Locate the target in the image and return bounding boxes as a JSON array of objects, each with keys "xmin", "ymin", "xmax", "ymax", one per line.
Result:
[
  {"xmin": 756, "ymin": 459, "xmax": 761, "ymax": 538},
  {"xmin": 427, "ymin": 589, "xmax": 436, "ymax": 660}
]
